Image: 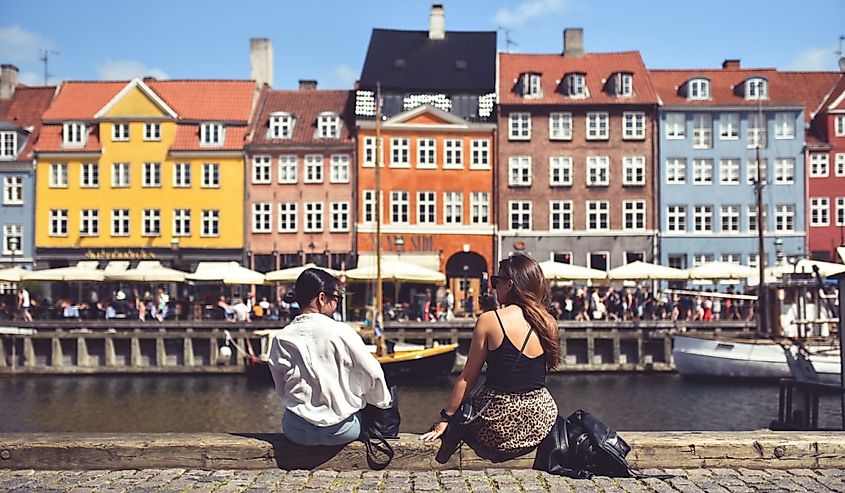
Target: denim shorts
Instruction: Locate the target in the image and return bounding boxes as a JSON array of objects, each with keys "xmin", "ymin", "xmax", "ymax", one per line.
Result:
[{"xmin": 282, "ymin": 409, "xmax": 362, "ymax": 446}]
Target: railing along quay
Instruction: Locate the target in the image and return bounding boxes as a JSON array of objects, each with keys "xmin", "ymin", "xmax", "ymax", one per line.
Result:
[{"xmin": 0, "ymin": 319, "xmax": 755, "ymax": 375}]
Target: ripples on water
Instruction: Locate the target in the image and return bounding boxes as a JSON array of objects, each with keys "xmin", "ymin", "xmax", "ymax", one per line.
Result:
[{"xmin": 1, "ymin": 374, "xmax": 842, "ymax": 433}]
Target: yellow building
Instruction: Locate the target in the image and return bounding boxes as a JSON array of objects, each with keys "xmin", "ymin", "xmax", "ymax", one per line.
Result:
[{"xmin": 34, "ymin": 78, "xmax": 255, "ymax": 270}]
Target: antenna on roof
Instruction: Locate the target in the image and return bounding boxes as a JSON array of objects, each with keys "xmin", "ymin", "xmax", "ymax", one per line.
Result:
[
  {"xmin": 39, "ymin": 49, "xmax": 59, "ymax": 86},
  {"xmin": 836, "ymin": 35, "xmax": 845, "ymax": 73},
  {"xmin": 497, "ymin": 26, "xmax": 518, "ymax": 53}
]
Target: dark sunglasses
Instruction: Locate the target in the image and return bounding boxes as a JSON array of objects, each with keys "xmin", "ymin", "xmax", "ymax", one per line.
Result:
[{"xmin": 491, "ymin": 275, "xmax": 511, "ymax": 288}]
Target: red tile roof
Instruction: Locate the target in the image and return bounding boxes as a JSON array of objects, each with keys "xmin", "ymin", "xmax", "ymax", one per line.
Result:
[
  {"xmin": 0, "ymin": 86, "xmax": 58, "ymax": 159},
  {"xmin": 498, "ymin": 51, "xmax": 658, "ymax": 106},
  {"xmin": 41, "ymin": 81, "xmax": 125, "ymax": 120},
  {"xmin": 35, "ymin": 124, "xmax": 103, "ymax": 153},
  {"xmin": 817, "ymin": 74, "xmax": 845, "ymax": 113},
  {"xmin": 248, "ymin": 89, "xmax": 354, "ymax": 146},
  {"xmin": 772, "ymin": 72, "xmax": 840, "ymax": 123},
  {"xmin": 170, "ymin": 125, "xmax": 248, "ymax": 151}
]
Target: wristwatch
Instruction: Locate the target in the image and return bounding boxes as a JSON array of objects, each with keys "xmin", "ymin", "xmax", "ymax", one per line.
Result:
[{"xmin": 439, "ymin": 408, "xmax": 453, "ymax": 421}]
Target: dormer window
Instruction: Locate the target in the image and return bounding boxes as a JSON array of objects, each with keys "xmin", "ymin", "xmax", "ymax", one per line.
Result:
[
  {"xmin": 0, "ymin": 131, "xmax": 17, "ymax": 159},
  {"xmin": 745, "ymin": 78, "xmax": 768, "ymax": 100},
  {"xmin": 317, "ymin": 113, "xmax": 341, "ymax": 139},
  {"xmin": 566, "ymin": 73, "xmax": 587, "ymax": 98},
  {"xmin": 269, "ymin": 112, "xmax": 295, "ymax": 139},
  {"xmin": 62, "ymin": 122, "xmax": 86, "ymax": 147},
  {"xmin": 616, "ymin": 73, "xmax": 633, "ymax": 97},
  {"xmin": 200, "ymin": 123, "xmax": 225, "ymax": 146},
  {"xmin": 520, "ymin": 73, "xmax": 542, "ymax": 98},
  {"xmin": 687, "ymin": 79, "xmax": 710, "ymax": 100}
]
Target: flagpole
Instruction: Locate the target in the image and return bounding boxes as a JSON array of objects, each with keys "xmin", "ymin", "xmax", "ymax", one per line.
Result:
[{"xmin": 374, "ymin": 82, "xmax": 384, "ymax": 356}]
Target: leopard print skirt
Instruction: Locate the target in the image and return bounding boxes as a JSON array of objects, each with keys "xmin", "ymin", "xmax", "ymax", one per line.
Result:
[{"xmin": 466, "ymin": 385, "xmax": 558, "ymax": 454}]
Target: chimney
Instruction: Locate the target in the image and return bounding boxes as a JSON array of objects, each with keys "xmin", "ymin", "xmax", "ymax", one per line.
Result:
[
  {"xmin": 299, "ymin": 80, "xmax": 318, "ymax": 91},
  {"xmin": 0, "ymin": 64, "xmax": 19, "ymax": 99},
  {"xmin": 722, "ymin": 59, "xmax": 741, "ymax": 69},
  {"xmin": 250, "ymin": 38, "xmax": 273, "ymax": 89},
  {"xmin": 429, "ymin": 4, "xmax": 445, "ymax": 40},
  {"xmin": 563, "ymin": 28, "xmax": 584, "ymax": 57}
]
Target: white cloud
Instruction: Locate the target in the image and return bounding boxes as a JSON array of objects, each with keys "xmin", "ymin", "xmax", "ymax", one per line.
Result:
[
  {"xmin": 0, "ymin": 25, "xmax": 54, "ymax": 65},
  {"xmin": 493, "ymin": 0, "xmax": 571, "ymax": 29},
  {"xmin": 331, "ymin": 64, "xmax": 358, "ymax": 89},
  {"xmin": 95, "ymin": 60, "xmax": 168, "ymax": 80},
  {"xmin": 789, "ymin": 47, "xmax": 837, "ymax": 71}
]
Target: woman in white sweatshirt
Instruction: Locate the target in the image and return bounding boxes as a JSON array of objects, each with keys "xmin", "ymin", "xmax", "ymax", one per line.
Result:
[{"xmin": 268, "ymin": 268, "xmax": 391, "ymax": 446}]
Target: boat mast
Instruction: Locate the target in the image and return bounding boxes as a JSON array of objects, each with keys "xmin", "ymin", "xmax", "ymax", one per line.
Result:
[
  {"xmin": 374, "ymin": 83, "xmax": 384, "ymax": 355},
  {"xmin": 754, "ymin": 97, "xmax": 768, "ymax": 337}
]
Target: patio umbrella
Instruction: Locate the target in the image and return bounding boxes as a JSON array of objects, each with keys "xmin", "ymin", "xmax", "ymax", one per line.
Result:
[
  {"xmin": 344, "ymin": 258, "xmax": 445, "ymax": 283},
  {"xmin": 105, "ymin": 261, "xmax": 187, "ymax": 282},
  {"xmin": 0, "ymin": 267, "xmax": 28, "ymax": 282},
  {"xmin": 688, "ymin": 261, "xmax": 756, "ymax": 280},
  {"xmin": 24, "ymin": 261, "xmax": 105, "ymax": 282},
  {"xmin": 186, "ymin": 261, "xmax": 266, "ymax": 285},
  {"xmin": 538, "ymin": 260, "xmax": 607, "ymax": 281},
  {"xmin": 264, "ymin": 263, "xmax": 340, "ymax": 282},
  {"xmin": 607, "ymin": 261, "xmax": 688, "ymax": 281},
  {"xmin": 767, "ymin": 259, "xmax": 845, "ymax": 279}
]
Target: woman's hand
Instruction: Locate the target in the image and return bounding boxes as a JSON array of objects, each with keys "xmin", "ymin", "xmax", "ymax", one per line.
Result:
[{"xmin": 419, "ymin": 420, "xmax": 448, "ymax": 442}]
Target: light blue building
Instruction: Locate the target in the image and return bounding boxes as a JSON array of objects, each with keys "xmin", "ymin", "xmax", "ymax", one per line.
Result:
[{"xmin": 651, "ymin": 64, "xmax": 806, "ymax": 271}]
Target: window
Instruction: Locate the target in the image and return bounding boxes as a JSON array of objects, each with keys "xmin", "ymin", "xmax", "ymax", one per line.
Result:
[
  {"xmin": 719, "ymin": 159, "xmax": 740, "ymax": 184},
  {"xmin": 666, "ymin": 158, "xmax": 686, "ymax": 184},
  {"xmin": 79, "ymin": 209, "xmax": 99, "ymax": 236},
  {"xmin": 78, "ymin": 163, "xmax": 98, "ymax": 188},
  {"xmin": 719, "ymin": 113, "xmax": 739, "ymax": 140},
  {"xmin": 143, "ymin": 123, "xmax": 161, "ymax": 141},
  {"xmin": 748, "ymin": 113, "xmax": 766, "ymax": 148},
  {"xmin": 269, "ymin": 113, "xmax": 294, "ymax": 139},
  {"xmin": 836, "ymin": 154, "xmax": 845, "ymax": 176},
  {"xmin": 202, "ymin": 210, "xmax": 220, "ymax": 237},
  {"xmin": 141, "ymin": 209, "xmax": 161, "ymax": 236},
  {"xmin": 417, "ymin": 138, "xmax": 436, "ymax": 168},
  {"xmin": 623, "ymin": 200, "xmax": 646, "ymax": 230},
  {"xmin": 586, "ymin": 201, "xmax": 609, "ymax": 230},
  {"xmin": 667, "ymin": 254, "xmax": 686, "ymax": 270},
  {"xmin": 720, "ymin": 253, "xmax": 741, "ymax": 264},
  {"xmin": 567, "ymin": 73, "xmax": 586, "ymax": 97},
  {"xmin": 508, "ymin": 156, "xmax": 532, "ymax": 186},
  {"xmin": 3, "ymin": 176, "xmax": 22, "ymax": 204},
  {"xmin": 810, "ymin": 153, "xmax": 829, "ymax": 177},
  {"xmin": 330, "ymin": 202, "xmax": 350, "ymax": 232},
  {"xmin": 837, "ymin": 198, "xmax": 845, "ymax": 226},
  {"xmin": 173, "ymin": 209, "xmax": 191, "ymax": 237},
  {"xmin": 252, "ymin": 203, "xmax": 272, "ymax": 233},
  {"xmin": 112, "ymin": 123, "xmax": 129, "ymax": 142},
  {"xmin": 775, "ymin": 204, "xmax": 795, "ymax": 232},
  {"xmin": 317, "ymin": 113, "xmax": 341, "ymax": 139},
  {"xmin": 278, "ymin": 203, "xmax": 297, "ymax": 232},
  {"xmin": 0, "ymin": 131, "xmax": 16, "ymax": 158},
  {"xmin": 63, "ymin": 122, "xmax": 85, "ymax": 146},
  {"xmin": 390, "ymin": 138, "xmax": 409, "ymax": 167},
  {"xmin": 173, "ymin": 162, "xmax": 191, "ymax": 188},
  {"xmin": 202, "ymin": 163, "xmax": 219, "ymax": 188},
  {"xmin": 774, "ymin": 158, "xmax": 795, "ymax": 184},
  {"xmin": 509, "ymin": 200, "xmax": 532, "ymax": 230},
  {"xmin": 521, "ymin": 73, "xmax": 541, "ymax": 97},
  {"xmin": 322, "ymin": 155, "xmax": 345, "ymax": 185},
  {"xmin": 720, "ymin": 205, "xmax": 740, "ymax": 233},
  {"xmin": 693, "ymin": 159, "xmax": 713, "ymax": 184},
  {"xmin": 200, "ymin": 123, "xmax": 224, "ymax": 145},
  {"xmin": 49, "ymin": 163, "xmax": 68, "ymax": 188},
  {"xmin": 470, "ymin": 139, "xmax": 490, "ymax": 168},
  {"xmin": 748, "ymin": 205, "xmax": 767, "ymax": 232},
  {"xmin": 508, "ymin": 113, "xmax": 531, "ymax": 140},
  {"xmin": 251, "ymin": 156, "xmax": 271, "ymax": 184},
  {"xmin": 586, "ymin": 112, "xmax": 609, "ymax": 140},
  {"xmin": 810, "ymin": 197, "xmax": 829, "ymax": 226},
  {"xmin": 774, "ymin": 113, "xmax": 794, "ymax": 139},
  {"xmin": 745, "ymin": 78, "xmax": 768, "ymax": 100},
  {"xmin": 111, "ymin": 209, "xmax": 130, "ymax": 237},
  {"xmin": 549, "ymin": 156, "xmax": 573, "ymax": 186},
  {"xmin": 622, "ymin": 156, "xmax": 646, "ymax": 186},
  {"xmin": 362, "ymin": 190, "xmax": 376, "ymax": 223},
  {"xmin": 616, "ymin": 73, "xmax": 633, "ymax": 97},
  {"xmin": 304, "ymin": 155, "xmax": 323, "ymax": 183},
  {"xmin": 553, "ymin": 252, "xmax": 573, "ymax": 264},
  {"xmin": 688, "ymin": 79, "xmax": 710, "ymax": 100},
  {"xmin": 390, "ymin": 191, "xmax": 409, "ymax": 224},
  {"xmin": 549, "ymin": 112, "xmax": 572, "ymax": 140},
  {"xmin": 836, "ymin": 116, "xmax": 845, "ymax": 136},
  {"xmin": 362, "ymin": 136, "xmax": 377, "ymax": 167},
  {"xmin": 588, "ymin": 252, "xmax": 609, "ymax": 271},
  {"xmin": 417, "ymin": 191, "xmax": 436, "ymax": 224},
  {"xmin": 747, "ymin": 159, "xmax": 767, "ymax": 184},
  {"xmin": 304, "ymin": 202, "xmax": 324, "ymax": 232},
  {"xmin": 665, "ymin": 113, "xmax": 685, "ymax": 139},
  {"xmin": 49, "ymin": 209, "xmax": 68, "ymax": 236},
  {"xmin": 470, "ymin": 192, "xmax": 489, "ymax": 225},
  {"xmin": 623, "ymin": 112, "xmax": 646, "ymax": 139},
  {"xmin": 444, "ymin": 139, "xmax": 463, "ymax": 168},
  {"xmin": 142, "ymin": 162, "xmax": 161, "ymax": 187},
  {"xmin": 666, "ymin": 205, "xmax": 686, "ymax": 232},
  {"xmin": 748, "ymin": 254, "xmax": 762, "ymax": 269},
  {"xmin": 692, "ymin": 114, "xmax": 712, "ymax": 149},
  {"xmin": 693, "ymin": 253, "xmax": 715, "ymax": 267},
  {"xmin": 112, "ymin": 163, "xmax": 130, "ymax": 188},
  {"xmin": 3, "ymin": 225, "xmax": 22, "ymax": 255},
  {"xmin": 586, "ymin": 156, "xmax": 609, "ymax": 186},
  {"xmin": 693, "ymin": 205, "xmax": 713, "ymax": 232},
  {"xmin": 278, "ymin": 155, "xmax": 297, "ymax": 183},
  {"xmin": 444, "ymin": 192, "xmax": 463, "ymax": 225},
  {"xmin": 549, "ymin": 201, "xmax": 573, "ymax": 231}
]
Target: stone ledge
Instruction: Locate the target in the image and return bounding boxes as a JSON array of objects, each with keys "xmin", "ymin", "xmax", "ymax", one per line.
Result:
[{"xmin": 1, "ymin": 431, "xmax": 844, "ymax": 471}]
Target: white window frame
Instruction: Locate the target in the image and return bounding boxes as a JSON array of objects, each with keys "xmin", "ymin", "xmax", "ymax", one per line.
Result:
[
  {"xmin": 586, "ymin": 112, "xmax": 609, "ymax": 140},
  {"xmin": 693, "ymin": 205, "xmax": 713, "ymax": 233},
  {"xmin": 112, "ymin": 122, "xmax": 129, "ymax": 142},
  {"xmin": 112, "ymin": 163, "xmax": 130, "ymax": 188},
  {"xmin": 252, "ymin": 203, "xmax": 272, "ymax": 233},
  {"xmin": 622, "ymin": 156, "xmax": 645, "ymax": 186},
  {"xmin": 80, "ymin": 163, "xmax": 99, "ymax": 188},
  {"xmin": 201, "ymin": 210, "xmax": 220, "ymax": 237},
  {"xmin": 508, "ymin": 200, "xmax": 532, "ymax": 230},
  {"xmin": 443, "ymin": 139, "xmax": 463, "ymax": 169},
  {"xmin": 278, "ymin": 203, "xmax": 297, "ymax": 233},
  {"xmin": 62, "ymin": 122, "xmax": 86, "ymax": 147},
  {"xmin": 329, "ymin": 154, "xmax": 350, "ymax": 183},
  {"xmin": 508, "ymin": 156, "xmax": 532, "ymax": 187},
  {"xmin": 390, "ymin": 137, "xmax": 410, "ymax": 167},
  {"xmin": 470, "ymin": 192, "xmax": 489, "ymax": 225},
  {"xmin": 49, "ymin": 209, "xmax": 68, "ymax": 237},
  {"xmin": 836, "ymin": 197, "xmax": 845, "ymax": 227},
  {"xmin": 836, "ymin": 116, "xmax": 845, "ymax": 136},
  {"xmin": 417, "ymin": 191, "xmax": 436, "ymax": 225},
  {"xmin": 508, "ymin": 112, "xmax": 531, "ymax": 140},
  {"xmin": 549, "ymin": 112, "xmax": 573, "ymax": 140},
  {"xmin": 622, "ymin": 112, "xmax": 646, "ymax": 140},
  {"xmin": 3, "ymin": 224, "xmax": 22, "ymax": 255},
  {"xmin": 549, "ymin": 156, "xmax": 573, "ymax": 186},
  {"xmin": 693, "ymin": 158, "xmax": 713, "ymax": 185},
  {"xmin": 173, "ymin": 208, "xmax": 191, "ymax": 237},
  {"xmin": 79, "ymin": 209, "xmax": 99, "ymax": 237},
  {"xmin": 810, "ymin": 153, "xmax": 829, "ymax": 177},
  {"xmin": 567, "ymin": 73, "xmax": 587, "ymax": 98},
  {"xmin": 330, "ymin": 201, "xmax": 350, "ymax": 232},
  {"xmin": 665, "ymin": 113, "xmax": 685, "ymax": 139},
  {"xmin": 304, "ymin": 154, "xmax": 324, "ymax": 183},
  {"xmin": 774, "ymin": 204, "xmax": 795, "ymax": 232},
  {"xmin": 304, "ymin": 202, "xmax": 324, "ymax": 232},
  {"xmin": 745, "ymin": 78, "xmax": 768, "ymax": 100},
  {"xmin": 143, "ymin": 123, "xmax": 161, "ymax": 141},
  {"xmin": 810, "ymin": 197, "xmax": 830, "ymax": 227},
  {"xmin": 173, "ymin": 162, "xmax": 191, "ymax": 188},
  {"xmin": 521, "ymin": 73, "xmax": 542, "ymax": 97},
  {"xmin": 836, "ymin": 153, "xmax": 845, "ymax": 177},
  {"xmin": 0, "ymin": 131, "xmax": 17, "ymax": 159},
  {"xmin": 623, "ymin": 200, "xmax": 646, "ymax": 231},
  {"xmin": 49, "ymin": 163, "xmax": 68, "ymax": 188},
  {"xmin": 747, "ymin": 159, "xmax": 768, "ymax": 185},
  {"xmin": 202, "ymin": 163, "xmax": 220, "ymax": 188},
  {"xmin": 200, "ymin": 123, "xmax": 225, "ymax": 146},
  {"xmin": 748, "ymin": 205, "xmax": 767, "ymax": 233},
  {"xmin": 688, "ymin": 79, "xmax": 710, "ymax": 100},
  {"xmin": 252, "ymin": 155, "xmax": 272, "ymax": 184},
  {"xmin": 317, "ymin": 113, "xmax": 341, "ymax": 139},
  {"xmin": 390, "ymin": 191, "xmax": 410, "ymax": 224},
  {"xmin": 142, "ymin": 162, "xmax": 161, "ymax": 188},
  {"xmin": 269, "ymin": 112, "xmax": 295, "ymax": 139},
  {"xmin": 444, "ymin": 192, "xmax": 463, "ymax": 225},
  {"xmin": 666, "ymin": 158, "xmax": 686, "ymax": 184},
  {"xmin": 111, "ymin": 209, "xmax": 130, "ymax": 237},
  {"xmin": 362, "ymin": 136, "xmax": 382, "ymax": 168},
  {"xmin": 720, "ymin": 205, "xmax": 740, "ymax": 233},
  {"xmin": 586, "ymin": 201, "xmax": 609, "ymax": 231},
  {"xmin": 774, "ymin": 158, "xmax": 795, "ymax": 185},
  {"xmin": 719, "ymin": 159, "xmax": 740, "ymax": 185},
  {"xmin": 470, "ymin": 139, "xmax": 490, "ymax": 169},
  {"xmin": 586, "ymin": 156, "xmax": 609, "ymax": 186},
  {"xmin": 748, "ymin": 112, "xmax": 767, "ymax": 149},
  {"xmin": 616, "ymin": 73, "xmax": 633, "ymax": 97},
  {"xmin": 362, "ymin": 190, "xmax": 376, "ymax": 224},
  {"xmin": 719, "ymin": 113, "xmax": 739, "ymax": 140},
  {"xmin": 3, "ymin": 176, "xmax": 23, "ymax": 205},
  {"xmin": 666, "ymin": 205, "xmax": 686, "ymax": 232},
  {"xmin": 692, "ymin": 113, "xmax": 712, "ymax": 149},
  {"xmin": 417, "ymin": 138, "xmax": 437, "ymax": 168},
  {"xmin": 774, "ymin": 113, "xmax": 794, "ymax": 139},
  {"xmin": 549, "ymin": 200, "xmax": 573, "ymax": 231},
  {"xmin": 278, "ymin": 155, "xmax": 297, "ymax": 184}
]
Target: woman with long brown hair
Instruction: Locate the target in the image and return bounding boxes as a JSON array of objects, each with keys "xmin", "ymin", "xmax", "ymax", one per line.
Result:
[{"xmin": 421, "ymin": 253, "xmax": 560, "ymax": 458}]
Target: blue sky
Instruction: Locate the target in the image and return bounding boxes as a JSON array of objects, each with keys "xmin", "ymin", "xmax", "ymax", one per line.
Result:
[{"xmin": 3, "ymin": 0, "xmax": 844, "ymax": 89}]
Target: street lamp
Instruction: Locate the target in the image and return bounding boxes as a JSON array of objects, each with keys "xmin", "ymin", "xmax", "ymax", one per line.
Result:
[
  {"xmin": 774, "ymin": 237, "xmax": 784, "ymax": 265},
  {"xmin": 8, "ymin": 237, "xmax": 19, "ymax": 269},
  {"xmin": 394, "ymin": 235, "xmax": 404, "ymax": 257}
]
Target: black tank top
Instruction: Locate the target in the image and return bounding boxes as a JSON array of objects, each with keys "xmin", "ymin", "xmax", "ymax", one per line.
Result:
[{"xmin": 484, "ymin": 310, "xmax": 547, "ymax": 393}]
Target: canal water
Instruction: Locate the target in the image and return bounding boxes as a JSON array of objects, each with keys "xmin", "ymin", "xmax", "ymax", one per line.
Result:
[{"xmin": 1, "ymin": 374, "xmax": 842, "ymax": 433}]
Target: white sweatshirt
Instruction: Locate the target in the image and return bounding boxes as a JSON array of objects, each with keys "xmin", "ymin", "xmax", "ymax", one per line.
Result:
[{"xmin": 268, "ymin": 313, "xmax": 391, "ymax": 426}]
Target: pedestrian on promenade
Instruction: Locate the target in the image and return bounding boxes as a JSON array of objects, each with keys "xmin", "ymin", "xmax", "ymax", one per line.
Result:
[
  {"xmin": 421, "ymin": 254, "xmax": 559, "ymax": 460},
  {"xmin": 268, "ymin": 268, "xmax": 391, "ymax": 446}
]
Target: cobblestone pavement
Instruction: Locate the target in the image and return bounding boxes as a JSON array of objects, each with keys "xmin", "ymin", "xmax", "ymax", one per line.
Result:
[{"xmin": 2, "ymin": 467, "xmax": 845, "ymax": 492}]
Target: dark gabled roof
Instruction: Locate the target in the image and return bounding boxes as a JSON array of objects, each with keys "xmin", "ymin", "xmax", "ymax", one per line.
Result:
[{"xmin": 359, "ymin": 28, "xmax": 496, "ymax": 93}]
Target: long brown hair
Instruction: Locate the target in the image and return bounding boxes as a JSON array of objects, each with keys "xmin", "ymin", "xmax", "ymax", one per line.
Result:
[{"xmin": 498, "ymin": 254, "xmax": 561, "ymax": 370}]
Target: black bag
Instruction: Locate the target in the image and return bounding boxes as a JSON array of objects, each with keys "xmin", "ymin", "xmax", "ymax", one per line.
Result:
[{"xmin": 360, "ymin": 385, "xmax": 400, "ymax": 469}]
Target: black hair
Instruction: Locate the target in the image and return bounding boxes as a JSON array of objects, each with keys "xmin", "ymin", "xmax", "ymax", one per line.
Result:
[{"xmin": 288, "ymin": 268, "xmax": 340, "ymax": 306}]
